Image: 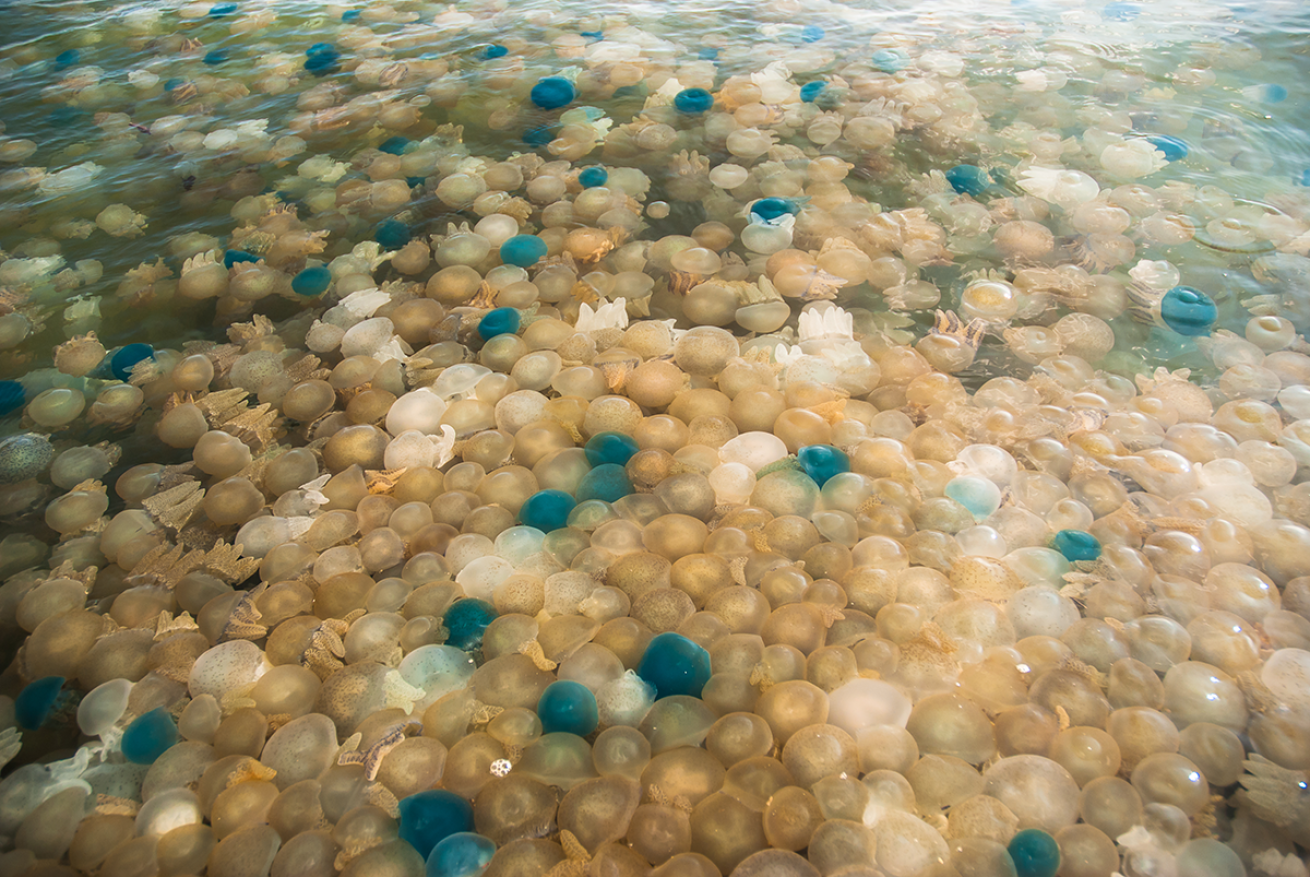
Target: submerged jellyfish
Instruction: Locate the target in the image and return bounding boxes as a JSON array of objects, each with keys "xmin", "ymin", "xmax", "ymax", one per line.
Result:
[
  {"xmin": 537, "ymin": 680, "xmax": 599, "ymax": 736},
  {"xmin": 110, "ymin": 343, "xmax": 154, "ymax": 381},
  {"xmin": 477, "ymin": 308, "xmax": 520, "ymax": 341},
  {"xmin": 1161, "ymin": 286, "xmax": 1218, "ymax": 336},
  {"xmin": 443, "ymin": 599, "xmax": 497, "ymax": 651},
  {"xmin": 223, "ymin": 249, "xmax": 258, "ymax": 269},
  {"xmin": 1146, "ymin": 135, "xmax": 1188, "ymax": 161},
  {"xmin": 520, "ymin": 490, "xmax": 576, "ymax": 533},
  {"xmin": 478, "ymin": 44, "xmax": 509, "ymax": 60},
  {"xmin": 376, "ymin": 219, "xmax": 411, "ymax": 249},
  {"xmin": 1009, "ymin": 829, "xmax": 1061, "ymax": 877},
  {"xmin": 530, "ymin": 76, "xmax": 575, "ymax": 110},
  {"xmin": 54, "ymin": 49, "xmax": 79, "ymax": 70},
  {"xmin": 673, "ymin": 88, "xmax": 714, "ymax": 114},
  {"xmin": 0, "ymin": 381, "xmax": 24, "ymax": 416},
  {"xmin": 208, "ymin": 2, "xmax": 238, "ymax": 16},
  {"xmin": 872, "ymin": 48, "xmax": 909, "ymax": 72},
  {"xmin": 636, "ymin": 632, "xmax": 712, "ymax": 699},
  {"xmin": 575, "ymin": 463, "xmax": 632, "ymax": 503},
  {"xmin": 426, "ymin": 832, "xmax": 495, "ymax": 877},
  {"xmin": 578, "ymin": 166, "xmax": 608, "ymax": 188},
  {"xmin": 399, "ymin": 790, "xmax": 474, "ymax": 858},
  {"xmin": 121, "ymin": 707, "xmax": 179, "ymax": 764},
  {"xmin": 585, "ymin": 432, "xmax": 639, "ymax": 467},
  {"xmin": 946, "ymin": 165, "xmax": 992, "ymax": 197},
  {"xmin": 798, "ymin": 445, "xmax": 849, "ymax": 487},
  {"xmin": 1052, "ymin": 530, "xmax": 1101, "ymax": 563},
  {"xmin": 202, "ymin": 48, "xmax": 231, "ymax": 65},
  {"xmin": 378, "ymin": 136, "xmax": 410, "ymax": 156},
  {"xmin": 750, "ymin": 197, "xmax": 802, "ymax": 222},
  {"xmin": 15, "ymin": 676, "xmax": 67, "ymax": 731},
  {"xmin": 304, "ymin": 43, "xmax": 341, "ymax": 75},
  {"xmin": 800, "ymin": 81, "xmax": 827, "ymax": 102},
  {"xmin": 292, "ymin": 266, "xmax": 332, "ymax": 297},
  {"xmin": 500, "ymin": 235, "xmax": 548, "ymax": 267},
  {"xmin": 801, "ymin": 24, "xmax": 825, "ymax": 42}
]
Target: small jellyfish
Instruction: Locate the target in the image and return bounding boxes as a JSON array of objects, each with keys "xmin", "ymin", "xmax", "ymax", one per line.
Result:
[
  {"xmin": 674, "ymin": 88, "xmax": 715, "ymax": 114},
  {"xmin": 109, "ymin": 343, "xmax": 154, "ymax": 381},
  {"xmin": 798, "ymin": 445, "xmax": 850, "ymax": 488},
  {"xmin": 398, "ymin": 790, "xmax": 474, "ymax": 858},
  {"xmin": 478, "ymin": 45, "xmax": 509, "ymax": 60},
  {"xmin": 54, "ymin": 49, "xmax": 80, "ymax": 69},
  {"xmin": 584, "ymin": 432, "xmax": 639, "ymax": 467},
  {"xmin": 537, "ymin": 680, "xmax": 599, "ymax": 736},
  {"xmin": 1008, "ymin": 828, "xmax": 1061, "ymax": 877},
  {"xmin": 375, "ymin": 219, "xmax": 411, "ymax": 250},
  {"xmin": 872, "ymin": 48, "xmax": 909, "ymax": 72},
  {"xmin": 500, "ymin": 235, "xmax": 548, "ymax": 268},
  {"xmin": 378, "ymin": 136, "xmax": 410, "ymax": 156},
  {"xmin": 0, "ymin": 380, "xmax": 25, "ymax": 416},
  {"xmin": 575, "ymin": 463, "xmax": 632, "ymax": 503},
  {"xmin": 800, "ymin": 24, "xmax": 825, "ymax": 42},
  {"xmin": 945, "ymin": 165, "xmax": 992, "ymax": 197},
  {"xmin": 202, "ymin": 48, "xmax": 231, "ymax": 65},
  {"xmin": 800, "ymin": 81, "xmax": 827, "ymax": 102},
  {"xmin": 1160, "ymin": 286, "xmax": 1217, "ymax": 336},
  {"xmin": 530, "ymin": 76, "xmax": 576, "ymax": 110},
  {"xmin": 443, "ymin": 598, "xmax": 497, "ymax": 651},
  {"xmin": 519, "ymin": 489, "xmax": 576, "ymax": 533},
  {"xmin": 208, "ymin": 2, "xmax": 238, "ymax": 16},
  {"xmin": 578, "ymin": 166, "xmax": 608, "ymax": 188},
  {"xmin": 291, "ymin": 266, "xmax": 332, "ymax": 297},
  {"xmin": 1052, "ymin": 530, "xmax": 1101, "ymax": 563},
  {"xmin": 14, "ymin": 676, "xmax": 68, "ymax": 731},
  {"xmin": 1145, "ymin": 135, "xmax": 1188, "ymax": 161},
  {"xmin": 121, "ymin": 707, "xmax": 180, "ymax": 764},
  {"xmin": 636, "ymin": 632, "xmax": 711, "ymax": 699},
  {"xmin": 426, "ymin": 832, "xmax": 495, "ymax": 877},
  {"xmin": 304, "ymin": 43, "xmax": 341, "ymax": 75},
  {"xmin": 477, "ymin": 307, "xmax": 521, "ymax": 341},
  {"xmin": 223, "ymin": 249, "xmax": 258, "ymax": 269}
]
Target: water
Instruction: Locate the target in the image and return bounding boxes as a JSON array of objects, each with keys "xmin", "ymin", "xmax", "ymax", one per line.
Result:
[{"xmin": 2, "ymin": 0, "xmax": 1310, "ymax": 875}]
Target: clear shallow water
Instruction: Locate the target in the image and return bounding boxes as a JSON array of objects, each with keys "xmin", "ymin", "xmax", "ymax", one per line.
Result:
[{"xmin": 1, "ymin": 1, "xmax": 1310, "ymax": 876}]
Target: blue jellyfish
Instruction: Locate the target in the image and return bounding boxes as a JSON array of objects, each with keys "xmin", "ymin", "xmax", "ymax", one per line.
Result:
[
  {"xmin": 575, "ymin": 464, "xmax": 631, "ymax": 503},
  {"xmin": 110, "ymin": 343, "xmax": 154, "ymax": 382},
  {"xmin": 801, "ymin": 25, "xmax": 825, "ymax": 43},
  {"xmin": 15, "ymin": 676, "xmax": 66, "ymax": 731},
  {"xmin": 537, "ymin": 680, "xmax": 599, "ymax": 736},
  {"xmin": 443, "ymin": 599, "xmax": 497, "ymax": 651},
  {"xmin": 523, "ymin": 125, "xmax": 555, "ymax": 148},
  {"xmin": 580, "ymin": 30, "xmax": 604, "ymax": 43},
  {"xmin": 1102, "ymin": 2, "xmax": 1140, "ymax": 20},
  {"xmin": 798, "ymin": 445, "xmax": 850, "ymax": 487},
  {"xmin": 54, "ymin": 49, "xmax": 80, "ymax": 70},
  {"xmin": 208, "ymin": 2, "xmax": 238, "ymax": 16},
  {"xmin": 698, "ymin": 47, "xmax": 720, "ymax": 61},
  {"xmin": 872, "ymin": 48, "xmax": 908, "ymax": 73},
  {"xmin": 800, "ymin": 81, "xmax": 827, "ymax": 102},
  {"xmin": 584, "ymin": 432, "xmax": 639, "ymax": 467},
  {"xmin": 530, "ymin": 76, "xmax": 575, "ymax": 110},
  {"xmin": 1301, "ymin": 169, "xmax": 1310, "ymax": 187},
  {"xmin": 500, "ymin": 234, "xmax": 548, "ymax": 267},
  {"xmin": 122, "ymin": 707, "xmax": 179, "ymax": 764},
  {"xmin": 1160, "ymin": 286, "xmax": 1217, "ymax": 336},
  {"xmin": 1052, "ymin": 530, "xmax": 1101, "ymax": 563},
  {"xmin": 223, "ymin": 249, "xmax": 259, "ymax": 269},
  {"xmin": 163, "ymin": 77, "xmax": 185, "ymax": 92},
  {"xmin": 378, "ymin": 136, "xmax": 410, "ymax": 155},
  {"xmin": 375, "ymin": 219, "xmax": 411, "ymax": 250},
  {"xmin": 341, "ymin": 9, "xmax": 360, "ymax": 21},
  {"xmin": 1009, "ymin": 829, "xmax": 1061, "ymax": 877},
  {"xmin": 292, "ymin": 266, "xmax": 332, "ymax": 297},
  {"xmin": 945, "ymin": 165, "xmax": 992, "ymax": 197},
  {"xmin": 426, "ymin": 832, "xmax": 496, "ymax": 877},
  {"xmin": 1146, "ymin": 135, "xmax": 1188, "ymax": 161},
  {"xmin": 478, "ymin": 44, "xmax": 509, "ymax": 60},
  {"xmin": 477, "ymin": 307, "xmax": 520, "ymax": 341},
  {"xmin": 305, "ymin": 43, "xmax": 341, "ymax": 75},
  {"xmin": 637, "ymin": 632, "xmax": 712, "ymax": 699},
  {"xmin": 399, "ymin": 790, "xmax": 474, "ymax": 859},
  {"xmin": 578, "ymin": 166, "xmax": 608, "ymax": 188},
  {"xmin": 673, "ymin": 88, "xmax": 714, "ymax": 114},
  {"xmin": 0, "ymin": 381, "xmax": 25, "ymax": 416},
  {"xmin": 202, "ymin": 48, "xmax": 231, "ymax": 65},
  {"xmin": 520, "ymin": 490, "xmax": 577, "ymax": 533},
  {"xmin": 750, "ymin": 197, "xmax": 801, "ymax": 222}
]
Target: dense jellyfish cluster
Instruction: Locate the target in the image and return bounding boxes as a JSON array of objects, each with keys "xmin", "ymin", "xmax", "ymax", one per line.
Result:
[{"xmin": 0, "ymin": 1, "xmax": 1308, "ymax": 877}]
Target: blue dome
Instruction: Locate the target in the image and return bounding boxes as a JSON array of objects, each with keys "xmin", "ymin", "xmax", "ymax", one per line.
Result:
[
  {"xmin": 398, "ymin": 790, "xmax": 473, "ymax": 859},
  {"xmin": 122, "ymin": 707, "xmax": 179, "ymax": 764},
  {"xmin": 798, "ymin": 445, "xmax": 850, "ymax": 487},
  {"xmin": 54, "ymin": 49, "xmax": 80, "ymax": 69},
  {"xmin": 208, "ymin": 2, "xmax": 238, "ymax": 17},
  {"xmin": 750, "ymin": 197, "xmax": 799, "ymax": 222},
  {"xmin": 1161, "ymin": 286, "xmax": 1217, "ymax": 336},
  {"xmin": 801, "ymin": 25, "xmax": 825, "ymax": 43},
  {"xmin": 520, "ymin": 490, "xmax": 576, "ymax": 533},
  {"xmin": 15, "ymin": 676, "xmax": 65, "ymax": 731},
  {"xmin": 637, "ymin": 632, "xmax": 712, "ymax": 700},
  {"xmin": 375, "ymin": 219, "xmax": 411, "ymax": 250},
  {"xmin": 443, "ymin": 599, "xmax": 496, "ymax": 651},
  {"xmin": 378, "ymin": 136, "xmax": 410, "ymax": 155},
  {"xmin": 530, "ymin": 76, "xmax": 576, "ymax": 110},
  {"xmin": 479, "ymin": 44, "xmax": 509, "ymax": 60},
  {"xmin": 578, "ymin": 166, "xmax": 608, "ymax": 188},
  {"xmin": 800, "ymin": 81, "xmax": 827, "ymax": 102},
  {"xmin": 575, "ymin": 464, "xmax": 631, "ymax": 503},
  {"xmin": 0, "ymin": 381, "xmax": 25, "ymax": 416},
  {"xmin": 584, "ymin": 431, "xmax": 639, "ymax": 467},
  {"xmin": 292, "ymin": 266, "xmax": 332, "ymax": 297},
  {"xmin": 1052, "ymin": 530, "xmax": 1101, "ymax": 563},
  {"xmin": 1146, "ymin": 135, "xmax": 1188, "ymax": 161},
  {"xmin": 945, "ymin": 164, "xmax": 991, "ymax": 197},
  {"xmin": 872, "ymin": 48, "xmax": 909, "ymax": 72},
  {"xmin": 223, "ymin": 249, "xmax": 258, "ymax": 268},
  {"xmin": 341, "ymin": 9, "xmax": 360, "ymax": 21},
  {"xmin": 202, "ymin": 48, "xmax": 231, "ymax": 65},
  {"xmin": 1009, "ymin": 828, "xmax": 1061, "ymax": 877},
  {"xmin": 477, "ymin": 307, "xmax": 521, "ymax": 341},
  {"xmin": 698, "ymin": 47, "xmax": 720, "ymax": 61},
  {"xmin": 500, "ymin": 234, "xmax": 548, "ymax": 267},
  {"xmin": 522, "ymin": 125, "xmax": 555, "ymax": 148},
  {"xmin": 673, "ymin": 88, "xmax": 714, "ymax": 114},
  {"xmin": 426, "ymin": 832, "xmax": 495, "ymax": 877},
  {"xmin": 537, "ymin": 680, "xmax": 599, "ymax": 736},
  {"xmin": 110, "ymin": 343, "xmax": 154, "ymax": 382}
]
